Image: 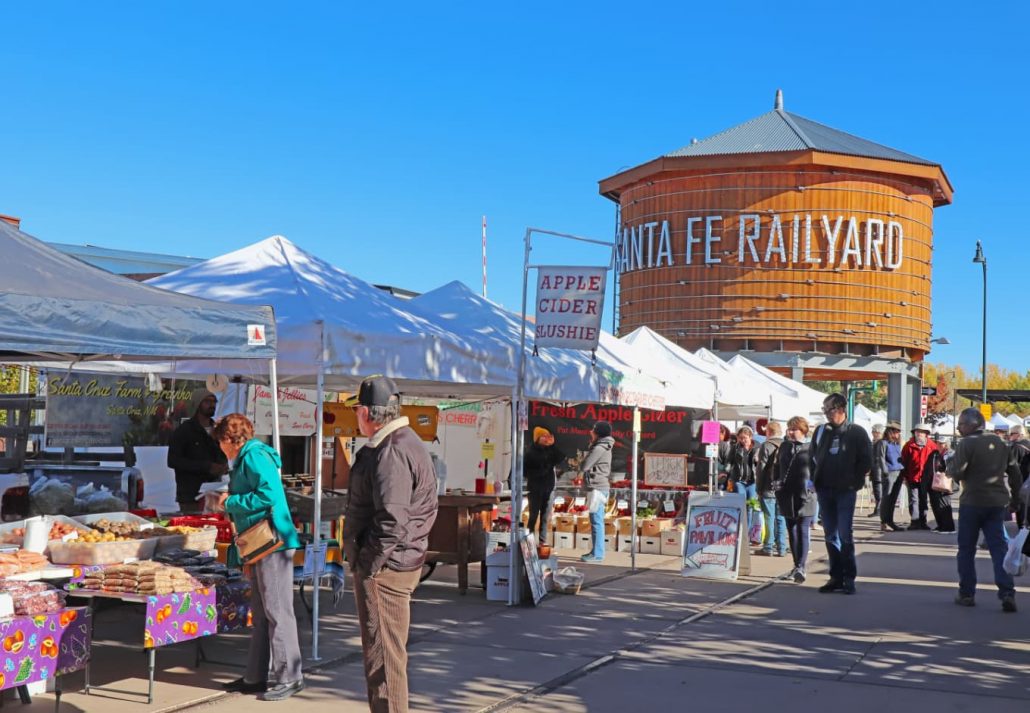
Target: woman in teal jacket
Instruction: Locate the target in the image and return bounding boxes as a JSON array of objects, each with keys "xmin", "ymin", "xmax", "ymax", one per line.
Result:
[{"xmin": 213, "ymin": 413, "xmax": 303, "ymax": 702}]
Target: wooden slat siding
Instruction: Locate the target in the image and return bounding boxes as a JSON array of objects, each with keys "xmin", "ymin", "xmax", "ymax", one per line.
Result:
[{"xmin": 616, "ymin": 164, "xmax": 940, "ymax": 360}]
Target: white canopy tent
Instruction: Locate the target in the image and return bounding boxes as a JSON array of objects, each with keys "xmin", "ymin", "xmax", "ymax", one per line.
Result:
[
  {"xmin": 1005, "ymin": 414, "xmax": 1023, "ymax": 427},
  {"xmin": 725, "ymin": 354, "xmax": 827, "ymax": 420},
  {"xmin": 853, "ymin": 403, "xmax": 888, "ymax": 437},
  {"xmin": 989, "ymin": 412, "xmax": 1013, "ymax": 431},
  {"xmin": 620, "ymin": 327, "xmax": 773, "ymax": 418},
  {"xmin": 407, "ymin": 282, "xmax": 702, "ymax": 408}
]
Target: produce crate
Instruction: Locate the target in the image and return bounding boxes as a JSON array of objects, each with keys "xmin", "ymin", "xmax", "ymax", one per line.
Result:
[
  {"xmin": 49, "ymin": 537, "xmax": 158, "ymax": 565},
  {"xmin": 167, "ymin": 515, "xmax": 233, "ymax": 543},
  {"xmin": 74, "ymin": 512, "xmax": 154, "ymax": 529},
  {"xmin": 153, "ymin": 527, "xmax": 219, "ymax": 554}
]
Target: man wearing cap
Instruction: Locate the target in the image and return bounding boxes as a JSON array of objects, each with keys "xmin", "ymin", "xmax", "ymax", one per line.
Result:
[
  {"xmin": 879, "ymin": 422, "xmax": 906, "ymax": 531},
  {"xmin": 948, "ymin": 407, "xmax": 1021, "ymax": 612},
  {"xmin": 343, "ymin": 376, "xmax": 439, "ymax": 712},
  {"xmin": 868, "ymin": 424, "xmax": 886, "ymax": 518},
  {"xmin": 167, "ymin": 391, "xmax": 227, "ymax": 514},
  {"xmin": 579, "ymin": 421, "xmax": 614, "ymax": 562},
  {"xmin": 810, "ymin": 393, "xmax": 872, "ymax": 594},
  {"xmin": 900, "ymin": 423, "xmax": 938, "ymax": 530},
  {"xmin": 524, "ymin": 427, "xmax": 566, "ymax": 545}
]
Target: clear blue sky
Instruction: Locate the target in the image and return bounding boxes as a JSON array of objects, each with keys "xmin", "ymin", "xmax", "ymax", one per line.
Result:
[{"xmin": 1, "ymin": 3, "xmax": 1026, "ymax": 373}]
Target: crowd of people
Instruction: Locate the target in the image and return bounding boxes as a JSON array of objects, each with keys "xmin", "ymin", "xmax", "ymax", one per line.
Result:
[{"xmin": 713, "ymin": 394, "xmax": 1026, "ymax": 611}]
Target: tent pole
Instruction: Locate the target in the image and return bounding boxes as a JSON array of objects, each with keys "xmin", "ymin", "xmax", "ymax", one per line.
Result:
[
  {"xmin": 269, "ymin": 359, "xmax": 281, "ymax": 455},
  {"xmin": 510, "ymin": 228, "xmax": 532, "ymax": 606},
  {"xmin": 630, "ymin": 407, "xmax": 639, "ymax": 572},
  {"xmin": 311, "ymin": 322, "xmax": 325, "ymax": 660}
]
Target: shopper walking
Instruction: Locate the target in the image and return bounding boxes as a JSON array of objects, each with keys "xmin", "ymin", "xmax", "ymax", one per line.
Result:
[
  {"xmin": 214, "ymin": 413, "xmax": 304, "ymax": 702},
  {"xmin": 343, "ymin": 376, "xmax": 439, "ymax": 712},
  {"xmin": 900, "ymin": 424, "xmax": 936, "ymax": 530},
  {"xmin": 949, "ymin": 408, "xmax": 1021, "ymax": 612},
  {"xmin": 810, "ymin": 393, "xmax": 872, "ymax": 595},
  {"xmin": 879, "ymin": 422, "xmax": 906, "ymax": 531},
  {"xmin": 776, "ymin": 416, "xmax": 817, "ymax": 582},
  {"xmin": 756, "ymin": 422, "xmax": 787, "ymax": 557},
  {"xmin": 524, "ymin": 426, "xmax": 565, "ymax": 545},
  {"xmin": 729, "ymin": 426, "xmax": 759, "ymax": 536},
  {"xmin": 868, "ymin": 423, "xmax": 886, "ymax": 517},
  {"xmin": 579, "ymin": 421, "xmax": 614, "ymax": 563}
]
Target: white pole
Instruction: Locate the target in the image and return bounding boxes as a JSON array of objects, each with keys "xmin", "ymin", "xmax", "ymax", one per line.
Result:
[
  {"xmin": 311, "ymin": 322, "xmax": 326, "ymax": 660},
  {"xmin": 482, "ymin": 216, "xmax": 488, "ymax": 299},
  {"xmin": 269, "ymin": 359, "xmax": 281, "ymax": 455},
  {"xmin": 630, "ymin": 406, "xmax": 640, "ymax": 572},
  {"xmin": 509, "ymin": 228, "xmax": 532, "ymax": 606}
]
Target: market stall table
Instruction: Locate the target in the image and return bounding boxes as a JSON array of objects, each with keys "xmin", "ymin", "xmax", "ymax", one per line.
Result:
[
  {"xmin": 66, "ymin": 579, "xmax": 250, "ymax": 704},
  {"xmin": 427, "ymin": 493, "xmax": 508, "ymax": 594}
]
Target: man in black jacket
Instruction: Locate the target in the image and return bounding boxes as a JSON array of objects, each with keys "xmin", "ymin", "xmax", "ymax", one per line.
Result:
[
  {"xmin": 343, "ymin": 376, "xmax": 439, "ymax": 713},
  {"xmin": 810, "ymin": 393, "xmax": 872, "ymax": 595},
  {"xmin": 166, "ymin": 391, "xmax": 227, "ymax": 513}
]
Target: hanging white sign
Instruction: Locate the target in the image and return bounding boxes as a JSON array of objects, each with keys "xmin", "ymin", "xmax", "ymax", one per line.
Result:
[
  {"xmin": 534, "ymin": 266, "xmax": 607, "ymax": 351},
  {"xmin": 248, "ymin": 385, "xmax": 318, "ymax": 437}
]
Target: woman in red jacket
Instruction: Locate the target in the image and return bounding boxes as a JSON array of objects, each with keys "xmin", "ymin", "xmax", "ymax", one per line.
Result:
[{"xmin": 900, "ymin": 424, "xmax": 937, "ymax": 530}]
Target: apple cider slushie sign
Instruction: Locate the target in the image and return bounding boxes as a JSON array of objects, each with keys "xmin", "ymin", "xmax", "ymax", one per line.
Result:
[{"xmin": 534, "ymin": 266, "xmax": 607, "ymax": 351}]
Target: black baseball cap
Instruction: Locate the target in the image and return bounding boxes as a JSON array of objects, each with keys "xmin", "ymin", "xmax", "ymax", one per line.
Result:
[{"xmin": 345, "ymin": 375, "xmax": 399, "ymax": 408}]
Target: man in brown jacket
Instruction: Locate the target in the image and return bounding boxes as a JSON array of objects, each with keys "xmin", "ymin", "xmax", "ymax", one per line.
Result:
[
  {"xmin": 343, "ymin": 376, "xmax": 439, "ymax": 712},
  {"xmin": 948, "ymin": 407, "xmax": 1021, "ymax": 612}
]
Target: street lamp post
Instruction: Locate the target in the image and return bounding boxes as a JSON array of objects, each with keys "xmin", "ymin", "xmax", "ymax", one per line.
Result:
[{"xmin": 973, "ymin": 241, "xmax": 988, "ymax": 405}]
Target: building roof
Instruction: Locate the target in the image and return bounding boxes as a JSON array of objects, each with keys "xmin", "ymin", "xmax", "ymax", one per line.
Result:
[
  {"xmin": 666, "ymin": 94, "xmax": 936, "ymax": 167},
  {"xmin": 48, "ymin": 242, "xmax": 203, "ymax": 277}
]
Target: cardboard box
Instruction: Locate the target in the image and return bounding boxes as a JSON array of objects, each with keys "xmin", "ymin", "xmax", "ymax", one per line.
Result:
[
  {"xmin": 604, "ymin": 534, "xmax": 619, "ymax": 552},
  {"xmin": 485, "ymin": 551, "xmax": 510, "ymax": 601},
  {"xmin": 617, "ymin": 517, "xmax": 637, "ymax": 536},
  {"xmin": 576, "ymin": 533, "xmax": 593, "ymax": 551},
  {"xmin": 641, "ymin": 518, "xmax": 672, "ymax": 538},
  {"xmin": 555, "ymin": 516, "xmax": 577, "ymax": 533},
  {"xmin": 639, "ymin": 536, "xmax": 662, "ymax": 555},
  {"xmin": 554, "ymin": 532, "xmax": 576, "ymax": 550},
  {"xmin": 575, "ymin": 515, "xmax": 593, "ymax": 533},
  {"xmin": 483, "ymin": 531, "xmax": 510, "ymax": 555},
  {"xmin": 618, "ymin": 534, "xmax": 637, "ymax": 552},
  {"xmin": 660, "ymin": 529, "xmax": 685, "ymax": 557}
]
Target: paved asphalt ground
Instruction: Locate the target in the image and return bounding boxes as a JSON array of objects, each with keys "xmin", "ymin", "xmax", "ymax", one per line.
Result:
[{"xmin": 10, "ymin": 510, "xmax": 1028, "ymax": 712}]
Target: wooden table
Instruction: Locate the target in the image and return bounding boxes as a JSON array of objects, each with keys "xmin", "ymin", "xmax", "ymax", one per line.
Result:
[{"xmin": 427, "ymin": 493, "xmax": 507, "ymax": 594}]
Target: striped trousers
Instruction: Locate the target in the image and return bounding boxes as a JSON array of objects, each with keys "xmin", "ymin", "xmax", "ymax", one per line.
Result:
[{"xmin": 353, "ymin": 567, "xmax": 421, "ymax": 712}]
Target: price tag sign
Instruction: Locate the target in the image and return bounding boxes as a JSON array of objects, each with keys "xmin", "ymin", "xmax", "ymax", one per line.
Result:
[
  {"xmin": 481, "ymin": 442, "xmax": 496, "ymax": 460},
  {"xmin": 304, "ymin": 542, "xmax": 329, "ymax": 578},
  {"xmin": 573, "ymin": 497, "xmax": 586, "ymax": 507},
  {"xmin": 616, "ymin": 499, "xmax": 629, "ymax": 510},
  {"xmin": 638, "ymin": 500, "xmax": 650, "ymax": 509},
  {"xmin": 663, "ymin": 500, "xmax": 676, "ymax": 513},
  {"xmin": 705, "ymin": 444, "xmax": 718, "ymax": 459}
]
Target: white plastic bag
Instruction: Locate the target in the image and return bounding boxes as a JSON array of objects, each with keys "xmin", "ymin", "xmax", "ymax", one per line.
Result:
[
  {"xmin": 553, "ymin": 566, "xmax": 585, "ymax": 594},
  {"xmin": 587, "ymin": 489, "xmax": 606, "ymax": 514},
  {"xmin": 1003, "ymin": 527, "xmax": 1029, "ymax": 576}
]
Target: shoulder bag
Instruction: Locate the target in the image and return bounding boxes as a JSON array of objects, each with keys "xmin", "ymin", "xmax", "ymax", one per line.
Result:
[
  {"xmin": 235, "ymin": 515, "xmax": 281, "ymax": 565},
  {"xmin": 931, "ymin": 470, "xmax": 953, "ymax": 494}
]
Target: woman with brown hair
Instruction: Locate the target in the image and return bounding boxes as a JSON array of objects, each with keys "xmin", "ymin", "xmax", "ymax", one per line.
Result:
[
  {"xmin": 776, "ymin": 416, "xmax": 817, "ymax": 583},
  {"xmin": 213, "ymin": 413, "xmax": 304, "ymax": 702}
]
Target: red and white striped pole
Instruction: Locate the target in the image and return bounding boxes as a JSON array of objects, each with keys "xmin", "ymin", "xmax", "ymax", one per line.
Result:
[{"xmin": 482, "ymin": 215, "xmax": 488, "ymax": 298}]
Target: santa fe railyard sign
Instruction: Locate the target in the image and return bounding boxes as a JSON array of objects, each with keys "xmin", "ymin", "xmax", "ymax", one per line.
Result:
[{"xmin": 617, "ymin": 213, "xmax": 906, "ymax": 272}]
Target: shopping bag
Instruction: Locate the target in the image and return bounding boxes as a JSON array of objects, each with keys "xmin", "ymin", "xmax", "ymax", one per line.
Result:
[
  {"xmin": 587, "ymin": 489, "xmax": 606, "ymax": 514},
  {"xmin": 931, "ymin": 471, "xmax": 953, "ymax": 494},
  {"xmin": 749, "ymin": 510, "xmax": 765, "ymax": 545},
  {"xmin": 1003, "ymin": 527, "xmax": 1029, "ymax": 576}
]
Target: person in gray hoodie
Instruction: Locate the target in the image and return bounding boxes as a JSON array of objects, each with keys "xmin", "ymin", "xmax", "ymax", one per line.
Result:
[{"xmin": 579, "ymin": 421, "xmax": 614, "ymax": 562}]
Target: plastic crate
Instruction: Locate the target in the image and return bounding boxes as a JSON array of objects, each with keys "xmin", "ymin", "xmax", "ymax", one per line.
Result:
[
  {"xmin": 130, "ymin": 509, "xmax": 158, "ymax": 519},
  {"xmin": 167, "ymin": 515, "xmax": 233, "ymax": 543}
]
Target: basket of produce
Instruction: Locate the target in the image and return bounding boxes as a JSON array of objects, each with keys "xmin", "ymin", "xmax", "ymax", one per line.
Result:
[
  {"xmin": 0, "ymin": 516, "xmax": 93, "ymax": 547},
  {"xmin": 48, "ymin": 533, "xmax": 158, "ymax": 565},
  {"xmin": 74, "ymin": 512, "xmax": 154, "ymax": 530},
  {"xmin": 148, "ymin": 526, "xmax": 219, "ymax": 554},
  {"xmin": 553, "ymin": 566, "xmax": 585, "ymax": 595},
  {"xmin": 167, "ymin": 515, "xmax": 233, "ymax": 544}
]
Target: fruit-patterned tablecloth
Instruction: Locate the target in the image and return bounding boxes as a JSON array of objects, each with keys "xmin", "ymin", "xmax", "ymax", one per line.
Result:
[
  {"xmin": 0, "ymin": 607, "xmax": 91, "ymax": 691},
  {"xmin": 69, "ymin": 566, "xmax": 251, "ymax": 649}
]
